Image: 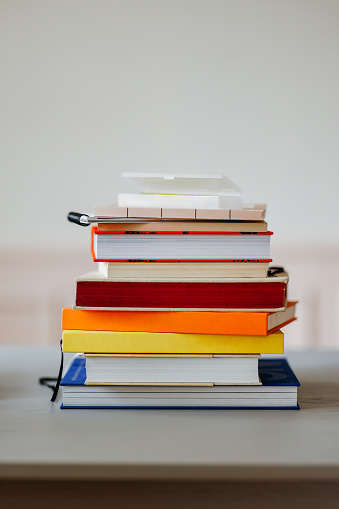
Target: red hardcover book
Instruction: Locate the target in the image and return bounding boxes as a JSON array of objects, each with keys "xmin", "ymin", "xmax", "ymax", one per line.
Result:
[
  {"xmin": 74, "ymin": 272, "xmax": 288, "ymax": 311},
  {"xmin": 91, "ymin": 227, "xmax": 273, "ymax": 262}
]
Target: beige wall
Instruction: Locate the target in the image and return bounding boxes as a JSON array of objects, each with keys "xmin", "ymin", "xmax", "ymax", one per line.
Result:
[
  {"xmin": 1, "ymin": 244, "xmax": 338, "ymax": 349},
  {"xmin": 1, "ymin": 1, "xmax": 338, "ymax": 346}
]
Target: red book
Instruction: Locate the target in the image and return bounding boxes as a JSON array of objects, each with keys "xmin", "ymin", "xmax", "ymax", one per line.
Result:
[{"xmin": 74, "ymin": 272, "xmax": 288, "ymax": 311}]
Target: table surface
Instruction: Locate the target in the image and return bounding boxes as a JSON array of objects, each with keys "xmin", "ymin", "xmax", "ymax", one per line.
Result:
[{"xmin": 1, "ymin": 346, "xmax": 339, "ymax": 481}]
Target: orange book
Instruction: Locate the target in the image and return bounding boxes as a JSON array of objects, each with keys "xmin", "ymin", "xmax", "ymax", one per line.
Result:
[{"xmin": 62, "ymin": 302, "xmax": 296, "ymax": 336}]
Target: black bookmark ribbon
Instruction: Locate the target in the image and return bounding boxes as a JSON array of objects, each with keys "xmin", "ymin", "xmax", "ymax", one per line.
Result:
[
  {"xmin": 267, "ymin": 266, "xmax": 285, "ymax": 277},
  {"xmin": 39, "ymin": 339, "xmax": 64, "ymax": 402}
]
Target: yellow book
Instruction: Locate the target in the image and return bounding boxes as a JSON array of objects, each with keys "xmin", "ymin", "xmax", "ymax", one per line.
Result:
[{"xmin": 62, "ymin": 330, "xmax": 284, "ymax": 354}]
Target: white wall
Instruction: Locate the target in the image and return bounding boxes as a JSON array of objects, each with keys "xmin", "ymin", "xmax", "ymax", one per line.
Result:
[
  {"xmin": 1, "ymin": 0, "xmax": 339, "ymax": 250},
  {"xmin": 1, "ymin": 1, "xmax": 339, "ymax": 347}
]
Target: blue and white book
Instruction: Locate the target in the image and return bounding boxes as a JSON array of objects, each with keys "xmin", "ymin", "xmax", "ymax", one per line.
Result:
[{"xmin": 60, "ymin": 357, "xmax": 300, "ymax": 409}]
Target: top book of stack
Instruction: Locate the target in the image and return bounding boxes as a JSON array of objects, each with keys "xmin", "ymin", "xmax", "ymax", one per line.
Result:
[{"xmin": 94, "ymin": 173, "xmax": 266, "ymax": 221}]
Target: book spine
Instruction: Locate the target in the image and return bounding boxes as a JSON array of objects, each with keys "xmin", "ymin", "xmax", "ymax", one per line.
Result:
[
  {"xmin": 93, "ymin": 258, "xmax": 273, "ymax": 263},
  {"xmin": 75, "ymin": 281, "xmax": 286, "ymax": 310},
  {"xmin": 97, "ymin": 222, "xmax": 268, "ymax": 233},
  {"xmin": 62, "ymin": 307, "xmax": 269, "ymax": 335},
  {"xmin": 62, "ymin": 330, "xmax": 284, "ymax": 354},
  {"xmin": 102, "ymin": 262, "xmax": 269, "ymax": 279},
  {"xmin": 93, "ymin": 227, "xmax": 273, "ymax": 235}
]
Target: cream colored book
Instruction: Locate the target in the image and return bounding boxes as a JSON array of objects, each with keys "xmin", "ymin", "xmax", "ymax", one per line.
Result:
[
  {"xmin": 98, "ymin": 261, "xmax": 269, "ymax": 279},
  {"xmin": 97, "ymin": 221, "xmax": 268, "ymax": 232}
]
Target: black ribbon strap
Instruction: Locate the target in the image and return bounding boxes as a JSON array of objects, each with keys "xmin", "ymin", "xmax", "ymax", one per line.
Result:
[
  {"xmin": 267, "ymin": 266, "xmax": 285, "ymax": 277},
  {"xmin": 39, "ymin": 339, "xmax": 64, "ymax": 402},
  {"xmin": 39, "ymin": 377, "xmax": 58, "ymax": 391}
]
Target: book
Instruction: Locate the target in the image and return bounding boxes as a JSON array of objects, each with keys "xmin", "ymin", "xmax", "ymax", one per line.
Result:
[
  {"xmin": 60, "ymin": 357, "xmax": 300, "ymax": 409},
  {"xmin": 118, "ymin": 193, "xmax": 237, "ymax": 210},
  {"xmin": 74, "ymin": 271, "xmax": 288, "ymax": 311},
  {"xmin": 84, "ymin": 354, "xmax": 260, "ymax": 385},
  {"xmin": 120, "ymin": 172, "xmax": 244, "ymax": 197},
  {"xmin": 97, "ymin": 261, "xmax": 270, "ymax": 278},
  {"xmin": 94, "ymin": 204, "xmax": 266, "ymax": 221},
  {"xmin": 97, "ymin": 220, "xmax": 268, "ymax": 233},
  {"xmin": 61, "ymin": 172, "xmax": 300, "ymax": 412},
  {"xmin": 62, "ymin": 301, "xmax": 296, "ymax": 335},
  {"xmin": 119, "ymin": 172, "xmax": 244, "ymax": 209},
  {"xmin": 91, "ymin": 228, "xmax": 272, "ymax": 262},
  {"xmin": 61, "ymin": 329, "xmax": 284, "ymax": 354}
]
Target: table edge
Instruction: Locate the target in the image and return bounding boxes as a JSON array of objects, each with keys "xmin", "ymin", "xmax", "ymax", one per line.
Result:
[{"xmin": 1, "ymin": 464, "xmax": 339, "ymax": 481}]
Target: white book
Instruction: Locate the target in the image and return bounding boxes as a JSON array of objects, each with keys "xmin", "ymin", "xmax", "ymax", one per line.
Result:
[
  {"xmin": 119, "ymin": 172, "xmax": 244, "ymax": 209},
  {"xmin": 93, "ymin": 232, "xmax": 271, "ymax": 261},
  {"xmin": 84, "ymin": 355, "xmax": 260, "ymax": 385},
  {"xmin": 118, "ymin": 193, "xmax": 242, "ymax": 210},
  {"xmin": 62, "ymin": 396, "xmax": 297, "ymax": 408},
  {"xmin": 62, "ymin": 383, "xmax": 297, "ymax": 408},
  {"xmin": 121, "ymin": 172, "xmax": 243, "ymax": 196}
]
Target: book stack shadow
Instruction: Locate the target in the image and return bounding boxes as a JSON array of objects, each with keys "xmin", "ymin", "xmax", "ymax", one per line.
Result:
[{"xmin": 60, "ymin": 174, "xmax": 300, "ymax": 409}]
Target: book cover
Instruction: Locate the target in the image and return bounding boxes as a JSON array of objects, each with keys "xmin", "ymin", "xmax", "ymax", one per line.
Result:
[
  {"xmin": 62, "ymin": 356, "xmax": 299, "ymax": 387},
  {"xmin": 93, "ymin": 204, "xmax": 266, "ymax": 221},
  {"xmin": 62, "ymin": 329, "xmax": 284, "ymax": 354},
  {"xmin": 74, "ymin": 271, "xmax": 288, "ymax": 311},
  {"xmin": 60, "ymin": 357, "xmax": 299, "ymax": 409},
  {"xmin": 62, "ymin": 301, "xmax": 296, "ymax": 335},
  {"xmin": 119, "ymin": 172, "xmax": 243, "ymax": 200},
  {"xmin": 118, "ymin": 193, "xmax": 232, "ymax": 210},
  {"xmin": 97, "ymin": 221, "xmax": 268, "ymax": 233}
]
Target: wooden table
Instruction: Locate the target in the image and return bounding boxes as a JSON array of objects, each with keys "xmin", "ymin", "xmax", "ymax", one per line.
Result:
[{"xmin": 1, "ymin": 347, "xmax": 339, "ymax": 508}]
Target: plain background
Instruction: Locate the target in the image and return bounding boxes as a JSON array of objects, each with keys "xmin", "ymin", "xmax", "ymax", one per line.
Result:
[
  {"xmin": 0, "ymin": 1, "xmax": 338, "ymax": 348},
  {"xmin": 1, "ymin": 0, "xmax": 339, "ymax": 250}
]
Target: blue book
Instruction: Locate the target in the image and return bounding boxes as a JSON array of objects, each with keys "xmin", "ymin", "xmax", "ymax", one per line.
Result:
[{"xmin": 60, "ymin": 357, "xmax": 300, "ymax": 409}]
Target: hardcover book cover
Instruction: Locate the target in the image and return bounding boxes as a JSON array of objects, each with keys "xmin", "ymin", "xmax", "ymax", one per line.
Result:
[
  {"xmin": 62, "ymin": 302, "xmax": 296, "ymax": 335},
  {"xmin": 60, "ymin": 357, "xmax": 300, "ymax": 409},
  {"xmin": 62, "ymin": 329, "xmax": 284, "ymax": 354},
  {"xmin": 74, "ymin": 271, "xmax": 288, "ymax": 311}
]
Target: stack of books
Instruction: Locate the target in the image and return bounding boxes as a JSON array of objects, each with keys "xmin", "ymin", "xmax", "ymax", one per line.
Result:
[{"xmin": 60, "ymin": 173, "xmax": 300, "ymax": 409}]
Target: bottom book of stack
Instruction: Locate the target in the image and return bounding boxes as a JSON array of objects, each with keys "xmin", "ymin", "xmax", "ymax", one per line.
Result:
[{"xmin": 60, "ymin": 357, "xmax": 300, "ymax": 409}]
